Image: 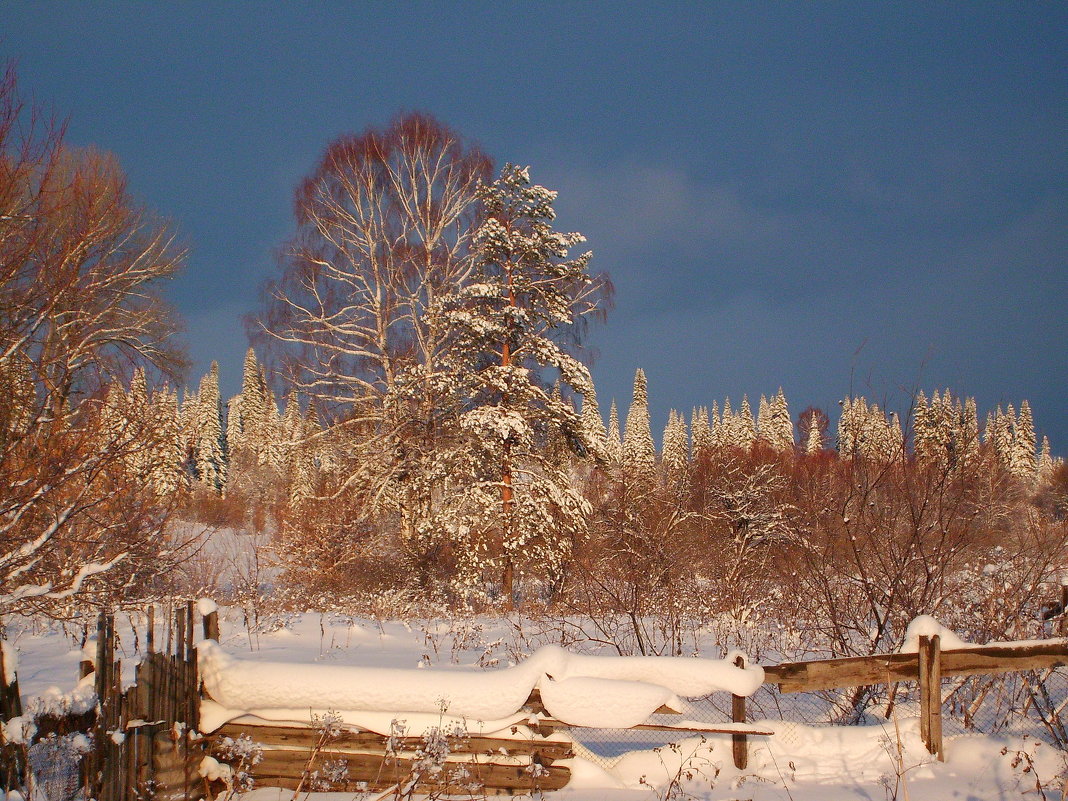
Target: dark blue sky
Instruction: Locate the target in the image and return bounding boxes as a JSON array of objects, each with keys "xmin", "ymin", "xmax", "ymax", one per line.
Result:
[{"xmin": 6, "ymin": 4, "xmax": 1067, "ymax": 449}]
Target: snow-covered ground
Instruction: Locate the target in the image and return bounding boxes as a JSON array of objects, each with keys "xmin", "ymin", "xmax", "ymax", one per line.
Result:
[{"xmin": 4, "ymin": 609, "xmax": 1066, "ymax": 799}]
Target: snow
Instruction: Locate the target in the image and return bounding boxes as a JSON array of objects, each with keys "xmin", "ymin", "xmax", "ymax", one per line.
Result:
[
  {"xmin": 543, "ymin": 648, "xmax": 764, "ymax": 697},
  {"xmin": 198, "ymin": 639, "xmax": 540, "ymax": 721},
  {"xmin": 198, "ymin": 640, "xmax": 758, "ymax": 733},
  {"xmin": 198, "ymin": 701, "xmax": 530, "ymax": 738},
  {"xmin": 540, "ymin": 676, "xmax": 679, "ymax": 728},
  {"xmin": 5, "ymin": 609, "xmax": 1066, "ymax": 800},
  {"xmin": 196, "ymin": 597, "xmax": 218, "ymax": 616},
  {"xmin": 24, "ymin": 680, "xmax": 96, "ymax": 718},
  {"xmin": 199, "ymin": 755, "xmax": 233, "ymax": 782},
  {"xmin": 899, "ymin": 614, "xmax": 971, "ymax": 653},
  {"xmin": 0, "ymin": 640, "xmax": 16, "ymax": 684}
]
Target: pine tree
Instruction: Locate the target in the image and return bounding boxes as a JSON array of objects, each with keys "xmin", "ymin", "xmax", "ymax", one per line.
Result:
[
  {"xmin": 438, "ymin": 164, "xmax": 607, "ymax": 604},
  {"xmin": 623, "ymin": 368, "xmax": 655, "ymax": 471},
  {"xmin": 100, "ymin": 381, "xmax": 129, "ymax": 452}
]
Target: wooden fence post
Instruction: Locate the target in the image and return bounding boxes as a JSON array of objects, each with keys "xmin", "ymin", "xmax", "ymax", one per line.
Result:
[
  {"xmin": 732, "ymin": 655, "xmax": 748, "ymax": 770},
  {"xmin": 1060, "ymin": 585, "xmax": 1068, "ymax": 636},
  {"xmin": 918, "ymin": 634, "xmax": 944, "ymax": 761},
  {"xmin": 202, "ymin": 608, "xmax": 220, "ymax": 642},
  {"xmin": 0, "ymin": 630, "xmax": 25, "ymax": 790}
]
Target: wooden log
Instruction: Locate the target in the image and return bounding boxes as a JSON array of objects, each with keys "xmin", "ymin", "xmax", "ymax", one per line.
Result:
[
  {"xmin": 211, "ymin": 723, "xmax": 575, "ymax": 762},
  {"xmin": 763, "ymin": 640, "xmax": 1068, "ymax": 693},
  {"xmin": 732, "ymin": 655, "xmax": 747, "ymax": 770}
]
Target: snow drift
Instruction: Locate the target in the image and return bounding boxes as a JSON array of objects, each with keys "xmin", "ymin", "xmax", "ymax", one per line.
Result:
[{"xmin": 197, "ymin": 642, "xmax": 762, "ymax": 732}]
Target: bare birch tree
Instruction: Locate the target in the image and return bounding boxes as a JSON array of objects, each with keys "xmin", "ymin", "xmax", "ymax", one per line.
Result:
[
  {"xmin": 257, "ymin": 114, "xmax": 492, "ymax": 581},
  {"xmin": 0, "ymin": 66, "xmax": 187, "ymax": 615}
]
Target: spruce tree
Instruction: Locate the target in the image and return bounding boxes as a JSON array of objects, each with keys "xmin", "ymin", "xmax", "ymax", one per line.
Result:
[
  {"xmin": 606, "ymin": 400, "xmax": 623, "ymax": 464},
  {"xmin": 150, "ymin": 387, "xmax": 184, "ymax": 496},
  {"xmin": 691, "ymin": 406, "xmax": 713, "ymax": 461},
  {"xmin": 580, "ymin": 386, "xmax": 608, "ymax": 462},
  {"xmin": 195, "ymin": 362, "xmax": 226, "ymax": 491},
  {"xmin": 996, "ymin": 405, "xmax": 1015, "ymax": 469},
  {"xmin": 661, "ymin": 409, "xmax": 688, "ymax": 472},
  {"xmin": 1012, "ymin": 400, "xmax": 1037, "ymax": 479},
  {"xmin": 913, "ymin": 390, "xmax": 934, "ymax": 462},
  {"xmin": 771, "ymin": 388, "xmax": 793, "ymax": 451},
  {"xmin": 805, "ymin": 412, "xmax": 822, "ymax": 455},
  {"xmin": 709, "ymin": 401, "xmax": 722, "ymax": 450},
  {"xmin": 623, "ymin": 368, "xmax": 656, "ymax": 471},
  {"xmin": 720, "ymin": 398, "xmax": 735, "ymax": 449},
  {"xmin": 1038, "ymin": 436, "xmax": 1054, "ymax": 486},
  {"xmin": 837, "ymin": 396, "xmax": 854, "ymax": 455},
  {"xmin": 739, "ymin": 395, "xmax": 756, "ymax": 450},
  {"xmin": 756, "ymin": 394, "xmax": 772, "ymax": 448},
  {"xmin": 962, "ymin": 397, "xmax": 980, "ymax": 461}
]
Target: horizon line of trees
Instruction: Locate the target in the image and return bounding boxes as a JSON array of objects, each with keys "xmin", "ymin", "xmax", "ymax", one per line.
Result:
[{"xmin": 4, "ymin": 62, "xmax": 1067, "ymax": 660}]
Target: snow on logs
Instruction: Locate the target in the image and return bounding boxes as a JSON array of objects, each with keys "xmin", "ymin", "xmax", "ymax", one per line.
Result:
[{"xmin": 196, "ymin": 642, "xmax": 764, "ymax": 732}]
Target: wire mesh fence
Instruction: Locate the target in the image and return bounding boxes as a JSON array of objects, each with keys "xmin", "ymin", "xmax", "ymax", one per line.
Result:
[
  {"xmin": 27, "ymin": 733, "xmax": 89, "ymax": 801},
  {"xmin": 571, "ymin": 667, "xmax": 1068, "ymax": 768}
]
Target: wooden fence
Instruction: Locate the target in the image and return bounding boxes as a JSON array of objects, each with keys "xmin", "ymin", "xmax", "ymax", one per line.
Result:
[
  {"xmin": 2, "ymin": 612, "xmax": 1067, "ymax": 797},
  {"xmin": 762, "ymin": 636, "xmax": 1068, "ymax": 760}
]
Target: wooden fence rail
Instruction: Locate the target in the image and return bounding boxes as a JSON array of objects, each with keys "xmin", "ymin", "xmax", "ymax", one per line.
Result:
[{"xmin": 762, "ymin": 637, "xmax": 1068, "ymax": 760}]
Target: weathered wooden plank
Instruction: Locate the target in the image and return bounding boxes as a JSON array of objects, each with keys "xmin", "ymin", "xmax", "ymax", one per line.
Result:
[
  {"xmin": 918, "ymin": 635, "xmax": 944, "ymax": 762},
  {"xmin": 249, "ymin": 751, "xmax": 571, "ymax": 792},
  {"xmin": 211, "ymin": 726, "xmax": 573, "ymax": 763},
  {"xmin": 247, "ymin": 774, "xmax": 555, "ymax": 796},
  {"xmin": 939, "ymin": 643, "xmax": 1068, "ymax": 679},
  {"xmin": 763, "ymin": 641, "xmax": 1068, "ymax": 693},
  {"xmin": 212, "ymin": 723, "xmax": 572, "ymax": 758},
  {"xmin": 534, "ymin": 718, "xmax": 774, "ymax": 736},
  {"xmin": 732, "ymin": 654, "xmax": 747, "ymax": 770},
  {"xmin": 202, "ymin": 609, "xmax": 220, "ymax": 642}
]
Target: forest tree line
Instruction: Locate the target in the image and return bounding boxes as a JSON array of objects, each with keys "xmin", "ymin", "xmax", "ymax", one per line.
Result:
[{"xmin": 3, "ymin": 67, "xmax": 1067, "ymax": 665}]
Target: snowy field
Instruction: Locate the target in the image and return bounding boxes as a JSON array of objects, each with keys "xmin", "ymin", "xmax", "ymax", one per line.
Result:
[{"xmin": 5, "ymin": 608, "xmax": 1067, "ymax": 800}]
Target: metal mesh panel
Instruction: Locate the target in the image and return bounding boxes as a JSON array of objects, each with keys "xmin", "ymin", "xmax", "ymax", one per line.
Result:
[{"xmin": 28, "ymin": 733, "xmax": 88, "ymax": 801}]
